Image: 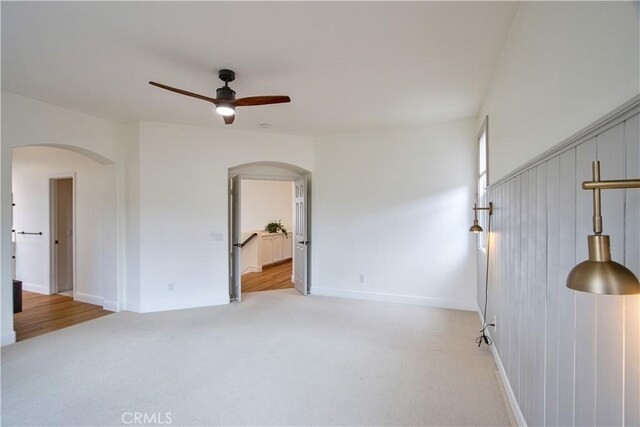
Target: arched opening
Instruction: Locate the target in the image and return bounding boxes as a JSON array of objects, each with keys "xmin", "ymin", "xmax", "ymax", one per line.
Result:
[
  {"xmin": 228, "ymin": 162, "xmax": 312, "ymax": 302},
  {"xmin": 9, "ymin": 144, "xmax": 118, "ymax": 341},
  {"xmin": 19, "ymin": 143, "xmax": 115, "ymax": 165},
  {"xmin": 229, "ymin": 161, "xmax": 311, "ymax": 180}
]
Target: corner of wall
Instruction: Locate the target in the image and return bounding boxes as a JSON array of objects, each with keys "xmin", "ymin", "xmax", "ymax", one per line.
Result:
[
  {"xmin": 123, "ymin": 122, "xmax": 141, "ymax": 311},
  {"xmin": 1, "ymin": 331, "xmax": 17, "ymax": 347}
]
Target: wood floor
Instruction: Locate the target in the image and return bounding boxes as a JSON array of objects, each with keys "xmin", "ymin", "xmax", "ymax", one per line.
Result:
[
  {"xmin": 242, "ymin": 259, "xmax": 294, "ymax": 293},
  {"xmin": 14, "ymin": 291, "xmax": 112, "ymax": 342}
]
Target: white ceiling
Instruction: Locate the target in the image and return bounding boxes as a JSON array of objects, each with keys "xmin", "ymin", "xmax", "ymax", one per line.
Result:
[{"xmin": 1, "ymin": 2, "xmax": 518, "ymax": 136}]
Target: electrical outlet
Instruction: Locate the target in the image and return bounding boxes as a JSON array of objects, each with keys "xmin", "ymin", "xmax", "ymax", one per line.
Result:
[
  {"xmin": 359, "ymin": 274, "xmax": 365, "ymax": 284},
  {"xmin": 168, "ymin": 283, "xmax": 175, "ymax": 291}
]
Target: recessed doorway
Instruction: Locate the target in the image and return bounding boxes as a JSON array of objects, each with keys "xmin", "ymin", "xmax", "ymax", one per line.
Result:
[
  {"xmin": 10, "ymin": 145, "xmax": 118, "ymax": 343},
  {"xmin": 238, "ymin": 178, "xmax": 295, "ymax": 295},
  {"xmin": 228, "ymin": 162, "xmax": 311, "ymax": 302}
]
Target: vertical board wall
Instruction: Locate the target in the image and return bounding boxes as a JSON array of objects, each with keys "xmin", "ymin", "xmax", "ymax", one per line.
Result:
[{"xmin": 479, "ymin": 109, "xmax": 640, "ymax": 426}]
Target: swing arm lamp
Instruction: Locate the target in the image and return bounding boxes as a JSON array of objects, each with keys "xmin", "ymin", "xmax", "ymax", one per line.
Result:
[
  {"xmin": 566, "ymin": 160, "xmax": 640, "ymax": 295},
  {"xmin": 470, "ymin": 202, "xmax": 493, "ymax": 233}
]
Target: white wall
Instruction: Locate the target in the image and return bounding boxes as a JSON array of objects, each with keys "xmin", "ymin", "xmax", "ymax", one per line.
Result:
[
  {"xmin": 12, "ymin": 147, "xmax": 116, "ymax": 305},
  {"xmin": 480, "ymin": 1, "xmax": 640, "ymax": 184},
  {"xmin": 312, "ymin": 119, "xmax": 478, "ymax": 310},
  {"xmin": 1, "ymin": 91, "xmax": 126, "ymax": 345},
  {"xmin": 136, "ymin": 121, "xmax": 313, "ymax": 312},
  {"xmin": 241, "ymin": 180, "xmax": 293, "ymax": 233}
]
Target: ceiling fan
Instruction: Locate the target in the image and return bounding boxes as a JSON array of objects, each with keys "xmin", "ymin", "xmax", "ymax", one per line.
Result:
[{"xmin": 149, "ymin": 69, "xmax": 290, "ymax": 125}]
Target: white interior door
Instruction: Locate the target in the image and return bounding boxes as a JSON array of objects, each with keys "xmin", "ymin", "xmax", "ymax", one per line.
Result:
[
  {"xmin": 230, "ymin": 176, "xmax": 242, "ymax": 301},
  {"xmin": 294, "ymin": 176, "xmax": 309, "ymax": 295}
]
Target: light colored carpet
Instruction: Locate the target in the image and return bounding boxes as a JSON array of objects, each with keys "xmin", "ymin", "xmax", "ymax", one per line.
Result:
[{"xmin": 1, "ymin": 290, "xmax": 514, "ymax": 426}]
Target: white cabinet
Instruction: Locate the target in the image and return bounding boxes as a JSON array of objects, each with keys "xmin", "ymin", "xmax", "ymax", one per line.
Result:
[
  {"xmin": 283, "ymin": 235, "xmax": 292, "ymax": 259},
  {"xmin": 260, "ymin": 235, "xmax": 274, "ymax": 265},
  {"xmin": 260, "ymin": 232, "xmax": 292, "ymax": 266}
]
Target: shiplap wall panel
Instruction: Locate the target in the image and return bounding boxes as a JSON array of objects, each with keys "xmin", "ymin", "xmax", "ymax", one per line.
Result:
[
  {"xmin": 624, "ymin": 115, "xmax": 640, "ymax": 427},
  {"xmin": 511, "ymin": 174, "xmax": 522, "ymax": 399},
  {"xmin": 574, "ymin": 138, "xmax": 598, "ymax": 427},
  {"xmin": 508, "ymin": 177, "xmax": 520, "ymax": 398},
  {"xmin": 491, "ymin": 185, "xmax": 501, "ymax": 351},
  {"xmin": 505, "ymin": 177, "xmax": 514, "ymax": 377},
  {"xmin": 483, "ymin": 109, "xmax": 639, "ymax": 427},
  {"xmin": 595, "ymin": 124, "xmax": 625, "ymax": 426},
  {"xmin": 520, "ymin": 170, "xmax": 530, "ymax": 418},
  {"xmin": 545, "ymin": 156, "xmax": 560, "ymax": 427},
  {"xmin": 527, "ymin": 168, "xmax": 538, "ymax": 424},
  {"xmin": 535, "ymin": 163, "xmax": 547, "ymax": 427},
  {"xmin": 557, "ymin": 148, "xmax": 577, "ymax": 427}
]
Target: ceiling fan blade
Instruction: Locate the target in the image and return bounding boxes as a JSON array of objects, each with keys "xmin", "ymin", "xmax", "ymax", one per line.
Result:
[
  {"xmin": 223, "ymin": 114, "xmax": 235, "ymax": 125},
  {"xmin": 233, "ymin": 96, "xmax": 291, "ymax": 107},
  {"xmin": 149, "ymin": 81, "xmax": 218, "ymax": 104}
]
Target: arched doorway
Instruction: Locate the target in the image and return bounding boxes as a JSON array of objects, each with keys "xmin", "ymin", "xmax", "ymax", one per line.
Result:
[
  {"xmin": 228, "ymin": 162, "xmax": 312, "ymax": 302},
  {"xmin": 7, "ymin": 144, "xmax": 119, "ymax": 341}
]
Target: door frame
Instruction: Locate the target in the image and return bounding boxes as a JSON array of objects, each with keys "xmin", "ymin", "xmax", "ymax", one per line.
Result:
[
  {"xmin": 49, "ymin": 173, "xmax": 77, "ymax": 296},
  {"xmin": 228, "ymin": 172, "xmax": 311, "ymax": 301}
]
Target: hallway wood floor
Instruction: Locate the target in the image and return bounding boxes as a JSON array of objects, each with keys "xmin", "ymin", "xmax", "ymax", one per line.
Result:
[
  {"xmin": 14, "ymin": 291, "xmax": 112, "ymax": 342},
  {"xmin": 242, "ymin": 259, "xmax": 293, "ymax": 293}
]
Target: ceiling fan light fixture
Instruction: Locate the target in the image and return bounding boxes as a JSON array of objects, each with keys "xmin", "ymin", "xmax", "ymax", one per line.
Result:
[
  {"xmin": 216, "ymin": 104, "xmax": 235, "ymax": 116},
  {"xmin": 149, "ymin": 69, "xmax": 290, "ymax": 125}
]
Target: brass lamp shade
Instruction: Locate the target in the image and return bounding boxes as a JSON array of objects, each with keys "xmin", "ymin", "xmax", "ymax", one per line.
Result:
[
  {"xmin": 469, "ymin": 222, "xmax": 483, "ymax": 233},
  {"xmin": 566, "ymin": 235, "xmax": 640, "ymax": 295}
]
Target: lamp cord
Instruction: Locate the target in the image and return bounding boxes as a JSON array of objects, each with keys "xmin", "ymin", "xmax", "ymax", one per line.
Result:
[{"xmin": 476, "ymin": 210, "xmax": 495, "ymax": 347}]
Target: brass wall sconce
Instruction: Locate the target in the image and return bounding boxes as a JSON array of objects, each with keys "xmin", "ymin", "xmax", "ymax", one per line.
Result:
[
  {"xmin": 566, "ymin": 160, "xmax": 640, "ymax": 295},
  {"xmin": 470, "ymin": 201, "xmax": 495, "ymax": 347},
  {"xmin": 469, "ymin": 202, "xmax": 493, "ymax": 233}
]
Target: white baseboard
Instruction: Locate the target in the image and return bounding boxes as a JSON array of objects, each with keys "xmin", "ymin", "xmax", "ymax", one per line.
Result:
[
  {"xmin": 1, "ymin": 331, "xmax": 16, "ymax": 347},
  {"xmin": 102, "ymin": 299, "xmax": 120, "ymax": 312},
  {"xmin": 20, "ymin": 282, "xmax": 50, "ymax": 295},
  {"xmin": 311, "ymin": 287, "xmax": 477, "ymax": 311},
  {"xmin": 242, "ymin": 265, "xmax": 262, "ymax": 274},
  {"xmin": 137, "ymin": 295, "xmax": 230, "ymax": 313},
  {"xmin": 477, "ymin": 307, "xmax": 527, "ymax": 426},
  {"xmin": 74, "ymin": 292, "xmax": 103, "ymax": 306}
]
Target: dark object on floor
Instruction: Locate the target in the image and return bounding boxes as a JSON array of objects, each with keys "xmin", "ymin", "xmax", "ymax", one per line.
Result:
[{"xmin": 13, "ymin": 280, "xmax": 22, "ymax": 313}]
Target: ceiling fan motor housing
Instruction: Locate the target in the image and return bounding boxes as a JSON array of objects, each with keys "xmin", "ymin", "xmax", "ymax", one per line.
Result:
[{"xmin": 216, "ymin": 86, "xmax": 236, "ymax": 100}]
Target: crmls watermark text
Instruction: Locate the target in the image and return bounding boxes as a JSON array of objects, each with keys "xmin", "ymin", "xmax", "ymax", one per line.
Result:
[{"xmin": 121, "ymin": 412, "xmax": 173, "ymax": 425}]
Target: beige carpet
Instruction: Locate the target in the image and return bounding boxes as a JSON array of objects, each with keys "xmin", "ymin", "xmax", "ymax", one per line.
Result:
[{"xmin": 1, "ymin": 290, "xmax": 514, "ymax": 426}]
